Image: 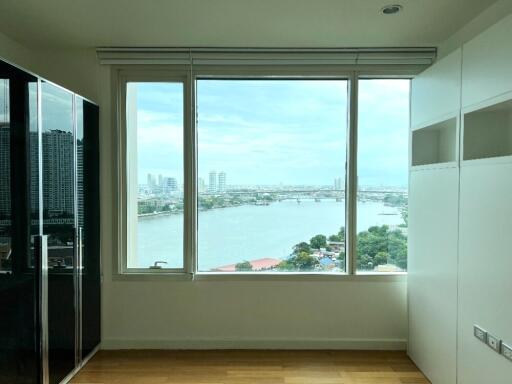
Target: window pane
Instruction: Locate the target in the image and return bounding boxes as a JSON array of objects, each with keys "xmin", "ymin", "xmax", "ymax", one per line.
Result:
[
  {"xmin": 197, "ymin": 79, "xmax": 347, "ymax": 273},
  {"xmin": 126, "ymin": 82, "xmax": 184, "ymax": 269},
  {"xmin": 356, "ymin": 79, "xmax": 409, "ymax": 273}
]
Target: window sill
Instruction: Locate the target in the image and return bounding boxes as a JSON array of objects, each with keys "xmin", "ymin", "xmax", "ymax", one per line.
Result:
[{"xmin": 111, "ymin": 271, "xmax": 407, "ymax": 282}]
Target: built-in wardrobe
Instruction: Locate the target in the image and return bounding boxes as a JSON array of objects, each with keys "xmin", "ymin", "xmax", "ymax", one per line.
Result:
[
  {"xmin": 0, "ymin": 58, "xmax": 100, "ymax": 384},
  {"xmin": 408, "ymin": 13, "xmax": 512, "ymax": 384}
]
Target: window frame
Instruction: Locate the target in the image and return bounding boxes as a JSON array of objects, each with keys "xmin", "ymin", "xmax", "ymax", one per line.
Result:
[{"xmin": 113, "ymin": 65, "xmax": 413, "ymax": 279}]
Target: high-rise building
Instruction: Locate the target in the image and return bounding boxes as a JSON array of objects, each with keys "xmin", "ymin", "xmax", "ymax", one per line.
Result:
[
  {"xmin": 334, "ymin": 177, "xmax": 343, "ymax": 191},
  {"xmin": 198, "ymin": 177, "xmax": 206, "ymax": 193},
  {"xmin": 0, "ymin": 123, "xmax": 10, "ymax": 218},
  {"xmin": 42, "ymin": 130, "xmax": 74, "ymax": 215},
  {"xmin": 209, "ymin": 170, "xmax": 217, "ymax": 193},
  {"xmin": 163, "ymin": 177, "xmax": 178, "ymax": 193},
  {"xmin": 218, "ymin": 171, "xmax": 226, "ymax": 193},
  {"xmin": 158, "ymin": 174, "xmax": 163, "ymax": 186},
  {"xmin": 147, "ymin": 173, "xmax": 157, "ymax": 187}
]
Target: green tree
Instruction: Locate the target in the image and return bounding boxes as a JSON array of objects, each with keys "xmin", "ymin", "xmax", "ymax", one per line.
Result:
[
  {"xmin": 293, "ymin": 242, "xmax": 311, "ymax": 255},
  {"xmin": 278, "ymin": 251, "xmax": 319, "ymax": 272},
  {"xmin": 356, "ymin": 225, "xmax": 407, "ymax": 271},
  {"xmin": 310, "ymin": 234, "xmax": 327, "ymax": 249},
  {"xmin": 235, "ymin": 261, "xmax": 253, "ymax": 271}
]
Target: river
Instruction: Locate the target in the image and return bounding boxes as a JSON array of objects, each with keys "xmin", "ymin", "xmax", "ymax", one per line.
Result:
[{"xmin": 134, "ymin": 199, "xmax": 405, "ymax": 270}]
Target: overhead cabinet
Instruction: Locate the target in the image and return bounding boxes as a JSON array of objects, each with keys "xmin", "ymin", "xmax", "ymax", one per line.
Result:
[{"xmin": 0, "ymin": 58, "xmax": 100, "ymax": 384}]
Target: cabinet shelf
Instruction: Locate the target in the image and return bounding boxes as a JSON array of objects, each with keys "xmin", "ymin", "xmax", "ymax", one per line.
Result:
[
  {"xmin": 412, "ymin": 117, "xmax": 457, "ymax": 167},
  {"xmin": 463, "ymin": 98, "xmax": 512, "ymax": 161}
]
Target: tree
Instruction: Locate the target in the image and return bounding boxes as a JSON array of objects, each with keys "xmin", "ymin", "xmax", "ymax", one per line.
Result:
[
  {"xmin": 329, "ymin": 227, "xmax": 346, "ymax": 242},
  {"xmin": 310, "ymin": 234, "xmax": 327, "ymax": 249},
  {"xmin": 356, "ymin": 225, "xmax": 407, "ymax": 271},
  {"xmin": 277, "ymin": 251, "xmax": 319, "ymax": 272},
  {"xmin": 293, "ymin": 242, "xmax": 311, "ymax": 255},
  {"xmin": 235, "ymin": 261, "xmax": 253, "ymax": 271}
]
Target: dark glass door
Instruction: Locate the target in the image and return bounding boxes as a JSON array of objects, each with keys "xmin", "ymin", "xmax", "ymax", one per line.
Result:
[
  {"xmin": 0, "ymin": 61, "xmax": 40, "ymax": 383},
  {"xmin": 77, "ymin": 97, "xmax": 100, "ymax": 359},
  {"xmin": 41, "ymin": 82, "xmax": 76, "ymax": 384}
]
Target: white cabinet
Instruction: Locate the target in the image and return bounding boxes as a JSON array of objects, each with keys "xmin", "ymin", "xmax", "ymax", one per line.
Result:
[
  {"xmin": 463, "ymin": 95, "xmax": 512, "ymax": 162},
  {"xmin": 411, "ymin": 117, "xmax": 458, "ymax": 167},
  {"xmin": 458, "ymin": 163, "xmax": 512, "ymax": 384},
  {"xmin": 462, "ymin": 14, "xmax": 512, "ymax": 108},
  {"xmin": 411, "ymin": 49, "xmax": 461, "ymax": 128},
  {"xmin": 408, "ymin": 169, "xmax": 459, "ymax": 384}
]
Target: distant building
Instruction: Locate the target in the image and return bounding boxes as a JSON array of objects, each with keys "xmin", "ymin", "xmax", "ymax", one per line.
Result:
[
  {"xmin": 42, "ymin": 129, "xmax": 74, "ymax": 215},
  {"xmin": 218, "ymin": 171, "xmax": 226, "ymax": 193},
  {"xmin": 0, "ymin": 123, "xmax": 10, "ymax": 218},
  {"xmin": 163, "ymin": 177, "xmax": 178, "ymax": 193},
  {"xmin": 198, "ymin": 177, "xmax": 206, "ymax": 193},
  {"xmin": 158, "ymin": 174, "xmax": 163, "ymax": 186},
  {"xmin": 334, "ymin": 177, "xmax": 343, "ymax": 191},
  {"xmin": 147, "ymin": 173, "xmax": 156, "ymax": 187},
  {"xmin": 209, "ymin": 170, "xmax": 217, "ymax": 193}
]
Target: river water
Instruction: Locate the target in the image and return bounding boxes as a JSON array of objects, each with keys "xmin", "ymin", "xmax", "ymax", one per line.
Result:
[{"xmin": 135, "ymin": 199, "xmax": 405, "ymax": 270}]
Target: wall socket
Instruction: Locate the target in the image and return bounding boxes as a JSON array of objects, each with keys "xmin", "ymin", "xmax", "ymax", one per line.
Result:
[
  {"xmin": 474, "ymin": 325, "xmax": 487, "ymax": 343},
  {"xmin": 487, "ymin": 333, "xmax": 502, "ymax": 353},
  {"xmin": 502, "ymin": 343, "xmax": 512, "ymax": 362}
]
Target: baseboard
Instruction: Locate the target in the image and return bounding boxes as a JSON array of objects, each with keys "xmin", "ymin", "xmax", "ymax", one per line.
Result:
[{"xmin": 101, "ymin": 337, "xmax": 407, "ymax": 350}]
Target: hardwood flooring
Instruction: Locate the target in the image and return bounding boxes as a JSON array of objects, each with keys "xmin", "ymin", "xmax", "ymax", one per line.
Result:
[{"xmin": 71, "ymin": 350, "xmax": 430, "ymax": 384}]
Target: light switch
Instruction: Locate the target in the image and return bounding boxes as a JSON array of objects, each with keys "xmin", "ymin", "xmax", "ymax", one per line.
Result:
[
  {"xmin": 487, "ymin": 333, "xmax": 502, "ymax": 353},
  {"xmin": 502, "ymin": 343, "xmax": 512, "ymax": 362},
  {"xmin": 474, "ymin": 325, "xmax": 487, "ymax": 343}
]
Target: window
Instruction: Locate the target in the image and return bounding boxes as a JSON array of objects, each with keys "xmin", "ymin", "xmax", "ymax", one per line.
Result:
[
  {"xmin": 196, "ymin": 79, "xmax": 348, "ymax": 273},
  {"xmin": 120, "ymin": 72, "xmax": 411, "ymax": 276},
  {"xmin": 356, "ymin": 79, "xmax": 410, "ymax": 273},
  {"xmin": 125, "ymin": 82, "xmax": 184, "ymax": 270}
]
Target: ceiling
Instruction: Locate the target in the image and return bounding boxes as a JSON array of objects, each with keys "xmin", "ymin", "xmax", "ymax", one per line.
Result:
[{"xmin": 0, "ymin": 0, "xmax": 499, "ymax": 49}]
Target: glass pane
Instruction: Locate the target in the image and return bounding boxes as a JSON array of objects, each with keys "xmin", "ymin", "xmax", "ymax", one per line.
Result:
[
  {"xmin": 41, "ymin": 82, "xmax": 76, "ymax": 384},
  {"xmin": 356, "ymin": 79, "xmax": 409, "ymax": 273},
  {"xmin": 126, "ymin": 82, "xmax": 184, "ymax": 269},
  {"xmin": 0, "ymin": 79, "xmax": 11, "ymax": 274},
  {"xmin": 78, "ymin": 98, "xmax": 101, "ymax": 356},
  {"xmin": 0, "ymin": 63, "xmax": 40, "ymax": 384},
  {"xmin": 197, "ymin": 79, "xmax": 347, "ymax": 273}
]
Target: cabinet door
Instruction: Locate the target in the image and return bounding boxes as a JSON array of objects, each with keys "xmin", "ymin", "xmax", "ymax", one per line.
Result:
[
  {"xmin": 0, "ymin": 61, "xmax": 40, "ymax": 383},
  {"xmin": 41, "ymin": 82, "xmax": 77, "ymax": 384},
  {"xmin": 76, "ymin": 97, "xmax": 100, "ymax": 359}
]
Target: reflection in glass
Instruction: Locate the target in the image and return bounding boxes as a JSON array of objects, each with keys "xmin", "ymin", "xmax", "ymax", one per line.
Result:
[
  {"xmin": 41, "ymin": 82, "xmax": 76, "ymax": 384},
  {"xmin": 0, "ymin": 79, "xmax": 11, "ymax": 273},
  {"xmin": 356, "ymin": 79, "xmax": 410, "ymax": 273}
]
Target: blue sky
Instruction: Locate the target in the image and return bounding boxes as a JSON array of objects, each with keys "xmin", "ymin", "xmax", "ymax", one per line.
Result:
[{"xmin": 132, "ymin": 78, "xmax": 409, "ymax": 188}]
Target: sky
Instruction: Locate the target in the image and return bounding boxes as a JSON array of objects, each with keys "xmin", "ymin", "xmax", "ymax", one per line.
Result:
[{"xmin": 132, "ymin": 78, "xmax": 409, "ymax": 188}]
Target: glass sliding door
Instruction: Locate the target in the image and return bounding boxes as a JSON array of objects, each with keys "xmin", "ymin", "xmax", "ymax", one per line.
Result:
[
  {"xmin": 0, "ymin": 61, "xmax": 40, "ymax": 383},
  {"xmin": 41, "ymin": 82, "xmax": 76, "ymax": 384},
  {"xmin": 77, "ymin": 97, "xmax": 100, "ymax": 358}
]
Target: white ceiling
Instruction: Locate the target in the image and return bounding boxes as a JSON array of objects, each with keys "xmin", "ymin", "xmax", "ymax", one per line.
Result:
[{"xmin": 0, "ymin": 0, "xmax": 499, "ymax": 49}]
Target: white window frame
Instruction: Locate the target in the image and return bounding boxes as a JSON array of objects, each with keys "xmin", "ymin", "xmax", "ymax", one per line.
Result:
[{"xmin": 113, "ymin": 64, "xmax": 416, "ymax": 280}]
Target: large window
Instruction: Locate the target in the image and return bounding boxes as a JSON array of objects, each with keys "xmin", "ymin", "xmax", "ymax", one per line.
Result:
[
  {"xmin": 197, "ymin": 79, "xmax": 348, "ymax": 272},
  {"xmin": 122, "ymin": 73, "xmax": 410, "ymax": 275},
  {"xmin": 125, "ymin": 82, "xmax": 184, "ymax": 270},
  {"xmin": 356, "ymin": 79, "xmax": 410, "ymax": 273}
]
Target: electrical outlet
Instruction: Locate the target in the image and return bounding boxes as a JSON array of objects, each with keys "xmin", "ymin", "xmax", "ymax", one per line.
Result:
[
  {"xmin": 474, "ymin": 325, "xmax": 487, "ymax": 343},
  {"xmin": 487, "ymin": 333, "xmax": 502, "ymax": 353},
  {"xmin": 502, "ymin": 343, "xmax": 512, "ymax": 362}
]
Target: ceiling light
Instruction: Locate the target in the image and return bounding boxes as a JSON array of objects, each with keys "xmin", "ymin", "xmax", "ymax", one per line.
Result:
[{"xmin": 381, "ymin": 4, "xmax": 403, "ymax": 15}]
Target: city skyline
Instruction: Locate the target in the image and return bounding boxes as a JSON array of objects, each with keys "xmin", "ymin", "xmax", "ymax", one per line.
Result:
[{"xmin": 133, "ymin": 80, "xmax": 409, "ymax": 189}]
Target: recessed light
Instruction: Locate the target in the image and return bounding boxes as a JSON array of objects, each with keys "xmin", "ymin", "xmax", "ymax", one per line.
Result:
[{"xmin": 381, "ymin": 4, "xmax": 403, "ymax": 15}]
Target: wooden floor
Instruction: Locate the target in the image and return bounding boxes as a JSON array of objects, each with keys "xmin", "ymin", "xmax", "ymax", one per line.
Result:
[{"xmin": 70, "ymin": 350, "xmax": 430, "ymax": 384}]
